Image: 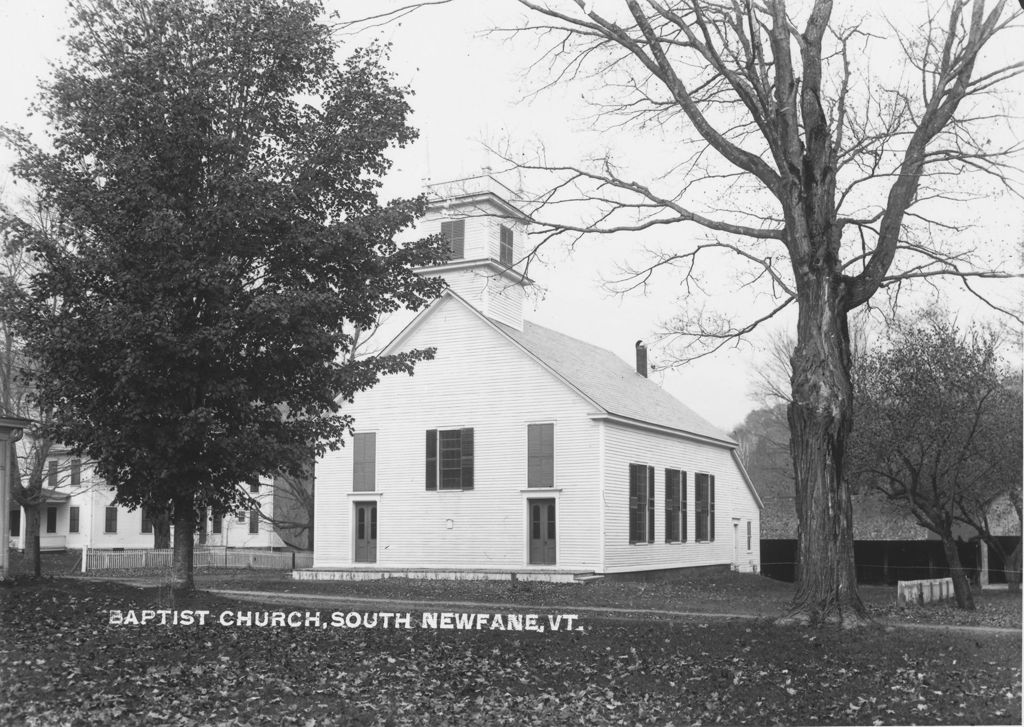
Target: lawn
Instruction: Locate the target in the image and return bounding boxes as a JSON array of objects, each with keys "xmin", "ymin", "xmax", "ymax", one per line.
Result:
[{"xmin": 1, "ymin": 577, "xmax": 1020, "ymax": 726}]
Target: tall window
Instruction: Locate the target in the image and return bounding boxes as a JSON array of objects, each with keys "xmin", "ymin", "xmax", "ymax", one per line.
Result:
[
  {"xmin": 628, "ymin": 463, "xmax": 655, "ymax": 544},
  {"xmin": 70, "ymin": 459, "xmax": 81, "ymax": 487},
  {"xmin": 212, "ymin": 512, "xmax": 223, "ymax": 534},
  {"xmin": 104, "ymin": 506, "xmax": 118, "ymax": 533},
  {"xmin": 665, "ymin": 469, "xmax": 687, "ymax": 543},
  {"xmin": 46, "ymin": 506, "xmax": 58, "ymax": 534},
  {"xmin": 47, "ymin": 460, "xmax": 58, "ymax": 488},
  {"xmin": 249, "ymin": 479, "xmax": 260, "ymax": 493},
  {"xmin": 695, "ymin": 473, "xmax": 715, "ymax": 542},
  {"xmin": 527, "ymin": 423, "xmax": 554, "ymax": 487},
  {"xmin": 747, "ymin": 521, "xmax": 752, "ymax": 551},
  {"xmin": 249, "ymin": 507, "xmax": 260, "ymax": 534},
  {"xmin": 425, "ymin": 428, "xmax": 474, "ymax": 491},
  {"xmin": 499, "ymin": 225, "xmax": 514, "ymax": 266},
  {"xmin": 69, "ymin": 507, "xmax": 80, "ymax": 534},
  {"xmin": 141, "ymin": 508, "xmax": 153, "ymax": 534},
  {"xmin": 441, "ymin": 219, "xmax": 465, "ymax": 260},
  {"xmin": 353, "ymin": 432, "xmax": 377, "ymax": 492},
  {"xmin": 9, "ymin": 510, "xmax": 20, "ymax": 537}
]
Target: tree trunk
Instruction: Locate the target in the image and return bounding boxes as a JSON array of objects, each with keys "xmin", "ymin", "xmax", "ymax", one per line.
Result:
[
  {"xmin": 153, "ymin": 510, "xmax": 171, "ymax": 549},
  {"xmin": 23, "ymin": 503, "xmax": 41, "ymax": 577},
  {"xmin": 1007, "ymin": 539, "xmax": 1022, "ymax": 593},
  {"xmin": 171, "ymin": 495, "xmax": 195, "ymax": 594},
  {"xmin": 941, "ymin": 535, "xmax": 975, "ymax": 610},
  {"xmin": 780, "ymin": 275, "xmax": 867, "ymax": 627}
]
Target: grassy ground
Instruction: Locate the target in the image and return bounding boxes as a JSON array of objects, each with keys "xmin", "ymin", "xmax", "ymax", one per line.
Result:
[
  {"xmin": 1, "ymin": 577, "xmax": 1019, "ymax": 726},
  {"xmin": 11, "ymin": 549, "xmax": 1021, "ymax": 628}
]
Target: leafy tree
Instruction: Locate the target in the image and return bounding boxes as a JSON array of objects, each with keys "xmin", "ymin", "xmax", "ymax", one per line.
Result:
[
  {"xmin": 4, "ymin": 0, "xmax": 445, "ymax": 591},
  {"xmin": 506, "ymin": 0, "xmax": 1021, "ymax": 625},
  {"xmin": 848, "ymin": 315, "xmax": 1021, "ymax": 609}
]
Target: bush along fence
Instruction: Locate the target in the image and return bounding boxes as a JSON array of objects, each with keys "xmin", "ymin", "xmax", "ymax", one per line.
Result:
[{"xmin": 81, "ymin": 545, "xmax": 313, "ymax": 572}]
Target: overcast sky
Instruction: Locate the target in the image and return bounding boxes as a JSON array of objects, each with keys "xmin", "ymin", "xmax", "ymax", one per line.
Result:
[{"xmin": 1, "ymin": 0, "xmax": 1021, "ymax": 432}]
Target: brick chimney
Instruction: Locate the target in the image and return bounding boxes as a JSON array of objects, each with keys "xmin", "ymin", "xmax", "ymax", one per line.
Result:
[{"xmin": 635, "ymin": 340, "xmax": 648, "ymax": 377}]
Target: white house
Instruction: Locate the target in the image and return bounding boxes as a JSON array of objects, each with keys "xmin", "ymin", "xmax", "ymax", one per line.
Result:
[
  {"xmin": 307, "ymin": 176, "xmax": 762, "ymax": 581},
  {"xmin": 8, "ymin": 447, "xmax": 284, "ymax": 552}
]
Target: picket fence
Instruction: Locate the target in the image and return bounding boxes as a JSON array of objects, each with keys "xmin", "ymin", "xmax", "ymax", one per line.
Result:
[{"xmin": 82, "ymin": 546, "xmax": 313, "ymax": 572}]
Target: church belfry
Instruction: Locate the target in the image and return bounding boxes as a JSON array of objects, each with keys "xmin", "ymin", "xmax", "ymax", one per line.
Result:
[{"xmin": 413, "ymin": 175, "xmax": 533, "ymax": 331}]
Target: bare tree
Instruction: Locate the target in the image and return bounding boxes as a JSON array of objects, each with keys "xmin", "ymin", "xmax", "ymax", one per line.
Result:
[
  {"xmin": 0, "ymin": 195, "xmax": 62, "ymax": 576},
  {"xmin": 501, "ymin": 0, "xmax": 1022, "ymax": 625},
  {"xmin": 848, "ymin": 314, "xmax": 1020, "ymax": 609}
]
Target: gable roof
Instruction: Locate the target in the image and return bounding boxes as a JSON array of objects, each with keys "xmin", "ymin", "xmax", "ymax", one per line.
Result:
[
  {"xmin": 492, "ymin": 318, "xmax": 736, "ymax": 447},
  {"xmin": 386, "ymin": 291, "xmax": 734, "ymax": 447},
  {"xmin": 381, "ymin": 292, "xmax": 759, "ymax": 507}
]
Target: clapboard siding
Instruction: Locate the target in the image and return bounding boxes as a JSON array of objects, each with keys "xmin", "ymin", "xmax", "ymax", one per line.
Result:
[
  {"xmin": 602, "ymin": 422, "xmax": 761, "ymax": 573},
  {"xmin": 314, "ymin": 296, "xmax": 601, "ymax": 570}
]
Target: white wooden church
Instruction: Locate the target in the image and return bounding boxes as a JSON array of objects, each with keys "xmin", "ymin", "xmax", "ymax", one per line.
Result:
[{"xmin": 305, "ymin": 177, "xmax": 762, "ymax": 581}]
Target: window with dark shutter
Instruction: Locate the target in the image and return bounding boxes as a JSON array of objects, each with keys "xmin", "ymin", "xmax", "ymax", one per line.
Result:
[
  {"xmin": 249, "ymin": 507, "xmax": 260, "ymax": 534},
  {"xmin": 499, "ymin": 225, "xmax": 514, "ymax": 266},
  {"xmin": 665, "ymin": 469, "xmax": 681, "ymax": 543},
  {"xmin": 427, "ymin": 428, "xmax": 474, "ymax": 490},
  {"xmin": 629, "ymin": 463, "xmax": 652, "ymax": 544},
  {"xmin": 46, "ymin": 506, "xmax": 57, "ymax": 534},
  {"xmin": 70, "ymin": 459, "xmax": 81, "ymax": 487},
  {"xmin": 695, "ymin": 473, "xmax": 715, "ymax": 541},
  {"xmin": 747, "ymin": 520, "xmax": 752, "ymax": 551},
  {"xmin": 47, "ymin": 460, "xmax": 57, "ymax": 488},
  {"xmin": 212, "ymin": 512, "xmax": 223, "ymax": 534},
  {"xmin": 69, "ymin": 506, "xmax": 80, "ymax": 534},
  {"xmin": 249, "ymin": 479, "xmax": 260, "ymax": 493},
  {"xmin": 441, "ymin": 219, "xmax": 465, "ymax": 260},
  {"xmin": 141, "ymin": 508, "xmax": 153, "ymax": 534},
  {"xmin": 353, "ymin": 432, "xmax": 376, "ymax": 492},
  {"xmin": 527, "ymin": 423, "xmax": 554, "ymax": 487},
  {"xmin": 104, "ymin": 506, "xmax": 118, "ymax": 533}
]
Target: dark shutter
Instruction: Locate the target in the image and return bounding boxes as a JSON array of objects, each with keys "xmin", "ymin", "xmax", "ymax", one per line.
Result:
[
  {"xmin": 425, "ymin": 429, "xmax": 437, "ymax": 490},
  {"xmin": 527, "ymin": 423, "xmax": 554, "ymax": 487},
  {"xmin": 681, "ymin": 471, "xmax": 688, "ymax": 542},
  {"xmin": 709, "ymin": 475, "xmax": 716, "ymax": 541},
  {"xmin": 353, "ymin": 432, "xmax": 376, "ymax": 492},
  {"xmin": 628, "ymin": 464, "xmax": 640, "ymax": 543},
  {"xmin": 460, "ymin": 428, "xmax": 474, "ymax": 490},
  {"xmin": 48, "ymin": 460, "xmax": 57, "ymax": 487},
  {"xmin": 647, "ymin": 465, "xmax": 655, "ymax": 544},
  {"xmin": 70, "ymin": 459, "xmax": 81, "ymax": 487}
]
